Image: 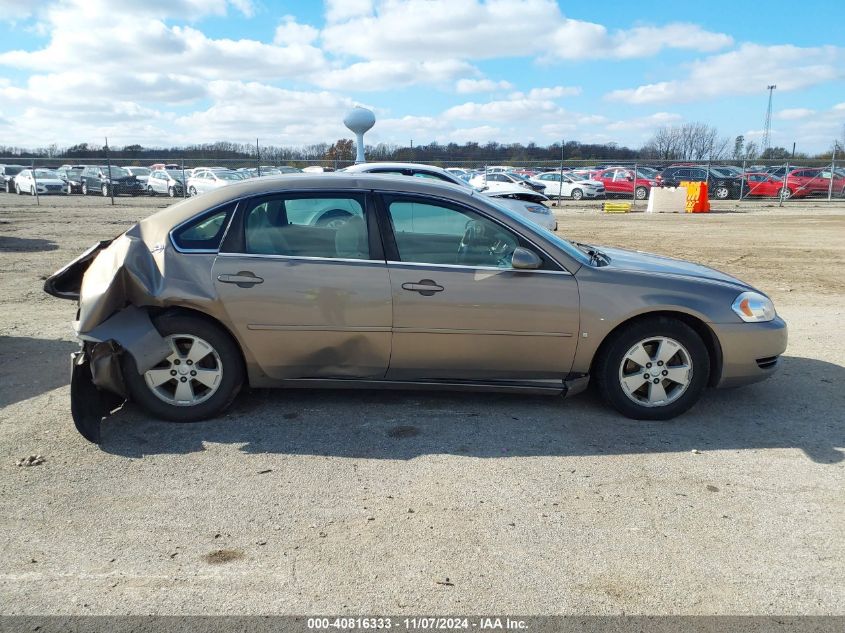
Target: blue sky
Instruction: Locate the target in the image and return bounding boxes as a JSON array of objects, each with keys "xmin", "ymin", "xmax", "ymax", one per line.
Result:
[{"xmin": 0, "ymin": 0, "xmax": 843, "ymax": 153}]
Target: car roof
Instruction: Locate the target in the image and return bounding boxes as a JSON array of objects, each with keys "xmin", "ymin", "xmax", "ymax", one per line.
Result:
[{"xmin": 342, "ymin": 162, "xmax": 452, "ymax": 173}]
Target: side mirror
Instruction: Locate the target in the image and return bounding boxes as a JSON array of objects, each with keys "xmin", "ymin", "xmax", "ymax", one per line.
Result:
[{"xmin": 512, "ymin": 247, "xmax": 542, "ymax": 270}]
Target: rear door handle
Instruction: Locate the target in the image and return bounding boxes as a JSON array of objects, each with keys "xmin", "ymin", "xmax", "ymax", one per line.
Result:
[
  {"xmin": 217, "ymin": 271, "xmax": 264, "ymax": 288},
  {"xmin": 401, "ymin": 279, "xmax": 444, "ymax": 296}
]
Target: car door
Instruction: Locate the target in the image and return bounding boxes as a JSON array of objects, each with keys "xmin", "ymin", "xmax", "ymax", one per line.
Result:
[
  {"xmin": 378, "ymin": 193, "xmax": 580, "ymax": 381},
  {"xmin": 211, "ymin": 191, "xmax": 392, "ymax": 380}
]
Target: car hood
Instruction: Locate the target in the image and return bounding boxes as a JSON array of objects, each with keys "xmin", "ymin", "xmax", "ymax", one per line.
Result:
[
  {"xmin": 34, "ymin": 178, "xmax": 65, "ymax": 185},
  {"xmin": 596, "ymin": 245, "xmax": 753, "ymax": 290}
]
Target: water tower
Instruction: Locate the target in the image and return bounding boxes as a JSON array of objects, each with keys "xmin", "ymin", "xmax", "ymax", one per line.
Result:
[{"xmin": 343, "ymin": 106, "xmax": 376, "ymax": 163}]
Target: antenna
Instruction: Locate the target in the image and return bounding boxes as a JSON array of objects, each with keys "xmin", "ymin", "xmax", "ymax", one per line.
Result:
[
  {"xmin": 343, "ymin": 106, "xmax": 376, "ymax": 164},
  {"xmin": 762, "ymin": 85, "xmax": 776, "ymax": 155}
]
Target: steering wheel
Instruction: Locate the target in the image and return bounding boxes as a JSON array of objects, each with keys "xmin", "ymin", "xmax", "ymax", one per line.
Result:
[{"xmin": 457, "ymin": 221, "xmax": 513, "ymax": 267}]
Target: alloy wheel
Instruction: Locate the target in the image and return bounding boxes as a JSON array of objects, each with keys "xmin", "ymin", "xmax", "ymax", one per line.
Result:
[
  {"xmin": 618, "ymin": 336, "xmax": 692, "ymax": 407},
  {"xmin": 144, "ymin": 334, "xmax": 223, "ymax": 407}
]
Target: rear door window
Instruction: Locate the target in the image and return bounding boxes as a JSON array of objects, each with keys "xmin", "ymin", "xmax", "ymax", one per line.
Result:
[{"xmin": 171, "ymin": 202, "xmax": 236, "ymax": 252}]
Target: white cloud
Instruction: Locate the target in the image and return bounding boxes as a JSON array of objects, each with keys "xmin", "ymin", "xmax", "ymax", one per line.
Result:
[
  {"xmin": 509, "ymin": 86, "xmax": 582, "ymax": 100},
  {"xmin": 274, "ymin": 15, "xmax": 319, "ymax": 46},
  {"xmin": 605, "ymin": 112, "xmax": 683, "ymax": 131},
  {"xmin": 321, "ymin": 0, "xmax": 732, "ymax": 61},
  {"xmin": 606, "ymin": 44, "xmax": 844, "ymax": 104},
  {"xmin": 314, "ymin": 59, "xmax": 476, "ymax": 91},
  {"xmin": 325, "ymin": 0, "xmax": 374, "ymax": 23},
  {"xmin": 455, "ymin": 78, "xmax": 513, "ymax": 94},
  {"xmin": 776, "ymin": 108, "xmax": 815, "ymax": 120}
]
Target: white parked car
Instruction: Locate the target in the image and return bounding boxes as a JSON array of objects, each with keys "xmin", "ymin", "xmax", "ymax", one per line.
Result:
[
  {"xmin": 469, "ymin": 171, "xmax": 546, "ymax": 193},
  {"xmin": 340, "ymin": 162, "xmax": 556, "ymax": 231},
  {"xmin": 186, "ymin": 169, "xmax": 246, "ymax": 196},
  {"xmin": 147, "ymin": 169, "xmax": 186, "ymax": 197},
  {"xmin": 124, "ymin": 167, "xmax": 151, "ymax": 186},
  {"xmin": 14, "ymin": 169, "xmax": 67, "ymax": 195},
  {"xmin": 530, "ymin": 171, "xmax": 606, "ymax": 200}
]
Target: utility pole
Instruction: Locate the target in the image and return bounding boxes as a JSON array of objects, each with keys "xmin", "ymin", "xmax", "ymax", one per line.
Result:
[
  {"xmin": 104, "ymin": 136, "xmax": 114, "ymax": 206},
  {"xmin": 762, "ymin": 85, "xmax": 777, "ymax": 156}
]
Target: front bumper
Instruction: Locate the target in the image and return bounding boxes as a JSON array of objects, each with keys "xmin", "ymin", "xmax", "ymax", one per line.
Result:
[{"xmin": 713, "ymin": 316, "xmax": 788, "ymax": 388}]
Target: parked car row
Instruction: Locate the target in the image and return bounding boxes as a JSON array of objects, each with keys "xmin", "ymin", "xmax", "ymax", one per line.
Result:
[{"xmin": 439, "ymin": 163, "xmax": 845, "ymax": 201}]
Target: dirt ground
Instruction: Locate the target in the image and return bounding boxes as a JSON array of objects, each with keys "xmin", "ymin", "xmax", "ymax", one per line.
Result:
[{"xmin": 0, "ymin": 192, "xmax": 843, "ymax": 615}]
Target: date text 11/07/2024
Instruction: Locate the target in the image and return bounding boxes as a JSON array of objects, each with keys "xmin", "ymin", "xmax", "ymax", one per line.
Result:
[{"xmin": 306, "ymin": 617, "xmax": 529, "ymax": 630}]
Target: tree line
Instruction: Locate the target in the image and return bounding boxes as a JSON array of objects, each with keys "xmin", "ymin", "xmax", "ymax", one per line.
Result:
[{"xmin": 0, "ymin": 123, "xmax": 840, "ymax": 164}]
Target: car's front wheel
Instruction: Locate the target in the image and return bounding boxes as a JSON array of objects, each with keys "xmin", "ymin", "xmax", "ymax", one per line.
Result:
[
  {"xmin": 595, "ymin": 317, "xmax": 710, "ymax": 420},
  {"xmin": 188, "ymin": 186, "xmax": 197, "ymax": 197},
  {"xmin": 122, "ymin": 313, "xmax": 244, "ymax": 422},
  {"xmin": 168, "ymin": 186, "xmax": 176, "ymax": 197},
  {"xmin": 714, "ymin": 185, "xmax": 730, "ymax": 199},
  {"xmin": 571, "ymin": 188, "xmax": 583, "ymax": 200},
  {"xmin": 66, "ymin": 183, "xmax": 73, "ymax": 195},
  {"xmin": 102, "ymin": 184, "xmax": 109, "ymax": 197},
  {"xmin": 635, "ymin": 186, "xmax": 648, "ymax": 200}
]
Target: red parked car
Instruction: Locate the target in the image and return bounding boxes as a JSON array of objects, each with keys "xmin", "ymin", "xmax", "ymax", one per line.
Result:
[
  {"xmin": 595, "ymin": 167, "xmax": 659, "ymax": 200},
  {"xmin": 741, "ymin": 172, "xmax": 806, "ymax": 199},
  {"xmin": 783, "ymin": 168, "xmax": 838, "ymax": 198}
]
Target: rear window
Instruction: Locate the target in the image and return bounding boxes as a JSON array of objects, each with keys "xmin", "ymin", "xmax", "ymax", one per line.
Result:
[{"xmin": 171, "ymin": 202, "xmax": 236, "ymax": 252}]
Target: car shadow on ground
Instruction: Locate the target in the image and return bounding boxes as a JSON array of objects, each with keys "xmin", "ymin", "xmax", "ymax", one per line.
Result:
[
  {"xmin": 0, "ymin": 235, "xmax": 59, "ymax": 252},
  {"xmin": 97, "ymin": 355, "xmax": 844, "ymax": 464},
  {"xmin": 0, "ymin": 336, "xmax": 78, "ymax": 408}
]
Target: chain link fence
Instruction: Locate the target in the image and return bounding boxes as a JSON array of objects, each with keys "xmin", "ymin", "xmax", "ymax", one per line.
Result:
[{"xmin": 1, "ymin": 155, "xmax": 841, "ymax": 206}]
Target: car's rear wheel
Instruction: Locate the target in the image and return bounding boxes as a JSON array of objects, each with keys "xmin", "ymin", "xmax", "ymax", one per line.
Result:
[
  {"xmin": 635, "ymin": 186, "xmax": 648, "ymax": 200},
  {"xmin": 147, "ymin": 185, "xmax": 155, "ymax": 196},
  {"xmin": 778, "ymin": 187, "xmax": 791, "ymax": 200},
  {"xmin": 571, "ymin": 188, "xmax": 583, "ymax": 200},
  {"xmin": 714, "ymin": 185, "xmax": 730, "ymax": 199},
  {"xmin": 122, "ymin": 314, "xmax": 244, "ymax": 422},
  {"xmin": 188, "ymin": 186, "xmax": 197, "ymax": 197},
  {"xmin": 595, "ymin": 317, "xmax": 710, "ymax": 420}
]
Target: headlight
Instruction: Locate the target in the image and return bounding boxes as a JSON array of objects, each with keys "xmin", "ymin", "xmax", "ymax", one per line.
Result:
[
  {"xmin": 732, "ymin": 291, "xmax": 776, "ymax": 322},
  {"xmin": 525, "ymin": 204, "xmax": 550, "ymax": 215}
]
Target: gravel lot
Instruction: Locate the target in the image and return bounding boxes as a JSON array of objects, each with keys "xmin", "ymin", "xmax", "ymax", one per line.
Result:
[{"xmin": 0, "ymin": 193, "xmax": 843, "ymax": 615}]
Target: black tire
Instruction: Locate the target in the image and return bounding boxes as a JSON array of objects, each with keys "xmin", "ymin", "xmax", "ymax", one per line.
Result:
[
  {"xmin": 713, "ymin": 185, "xmax": 730, "ymax": 200},
  {"xmin": 777, "ymin": 187, "xmax": 791, "ymax": 200},
  {"xmin": 82, "ymin": 182, "xmax": 88, "ymax": 195},
  {"xmin": 571, "ymin": 188, "xmax": 583, "ymax": 200},
  {"xmin": 594, "ymin": 316, "xmax": 710, "ymax": 420},
  {"xmin": 4, "ymin": 181, "xmax": 10, "ymax": 193},
  {"xmin": 66, "ymin": 183, "xmax": 73, "ymax": 195},
  {"xmin": 635, "ymin": 186, "xmax": 648, "ymax": 200},
  {"xmin": 15, "ymin": 183, "xmax": 21, "ymax": 195},
  {"xmin": 188, "ymin": 186, "xmax": 197, "ymax": 197},
  {"xmin": 102, "ymin": 184, "xmax": 109, "ymax": 197},
  {"xmin": 30, "ymin": 186, "xmax": 36, "ymax": 196},
  {"xmin": 168, "ymin": 186, "xmax": 175, "ymax": 198},
  {"xmin": 122, "ymin": 313, "xmax": 244, "ymax": 422},
  {"xmin": 147, "ymin": 186, "xmax": 156, "ymax": 197}
]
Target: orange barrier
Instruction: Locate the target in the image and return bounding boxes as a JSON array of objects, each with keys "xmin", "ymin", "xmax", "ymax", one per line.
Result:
[{"xmin": 679, "ymin": 181, "xmax": 710, "ymax": 213}]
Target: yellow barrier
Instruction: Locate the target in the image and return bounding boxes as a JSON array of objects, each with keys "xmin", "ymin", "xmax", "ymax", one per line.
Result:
[
  {"xmin": 603, "ymin": 201, "xmax": 632, "ymax": 213},
  {"xmin": 679, "ymin": 181, "xmax": 710, "ymax": 213}
]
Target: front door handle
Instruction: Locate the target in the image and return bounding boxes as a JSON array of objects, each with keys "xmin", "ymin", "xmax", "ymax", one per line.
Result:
[
  {"xmin": 401, "ymin": 279, "xmax": 444, "ymax": 296},
  {"xmin": 217, "ymin": 271, "xmax": 264, "ymax": 288}
]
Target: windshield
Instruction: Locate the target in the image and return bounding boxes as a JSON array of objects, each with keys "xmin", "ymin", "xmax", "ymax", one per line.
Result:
[
  {"xmin": 104, "ymin": 166, "xmax": 129, "ymax": 177},
  {"xmin": 217, "ymin": 172, "xmax": 244, "ymax": 181},
  {"xmin": 34, "ymin": 169, "xmax": 60, "ymax": 179},
  {"xmin": 481, "ymin": 195, "xmax": 591, "ymax": 266},
  {"xmin": 710, "ymin": 168, "xmax": 734, "ymax": 178},
  {"xmin": 4, "ymin": 166, "xmax": 23, "ymax": 175},
  {"xmin": 128, "ymin": 167, "xmax": 150, "ymax": 175},
  {"xmin": 166, "ymin": 170, "xmax": 184, "ymax": 179}
]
